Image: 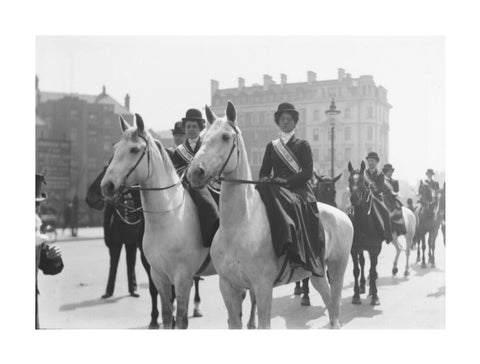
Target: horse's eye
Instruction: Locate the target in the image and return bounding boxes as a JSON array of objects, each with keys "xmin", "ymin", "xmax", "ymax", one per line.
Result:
[
  {"xmin": 222, "ymin": 134, "xmax": 230, "ymax": 142},
  {"xmin": 130, "ymin": 147, "xmax": 140, "ymax": 154}
]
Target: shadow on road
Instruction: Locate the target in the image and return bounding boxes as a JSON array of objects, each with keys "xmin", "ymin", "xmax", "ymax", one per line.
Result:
[
  {"xmin": 411, "ymin": 263, "xmax": 444, "ymax": 278},
  {"xmin": 427, "ymin": 285, "xmax": 445, "ymax": 298},
  {"xmin": 59, "ymin": 295, "xmax": 130, "ymax": 311},
  {"xmin": 271, "ymin": 294, "xmax": 327, "ymax": 329},
  {"xmin": 339, "ymin": 295, "xmax": 383, "ymax": 327}
]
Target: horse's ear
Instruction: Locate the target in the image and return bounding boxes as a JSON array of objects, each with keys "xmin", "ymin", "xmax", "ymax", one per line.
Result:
[
  {"xmin": 333, "ymin": 173, "xmax": 342, "ymax": 183},
  {"xmin": 360, "ymin": 161, "xmax": 366, "ymax": 173},
  {"xmin": 226, "ymin": 101, "xmax": 237, "ymax": 123},
  {"xmin": 348, "ymin": 162, "xmax": 354, "ymax": 174},
  {"xmin": 205, "ymin": 105, "xmax": 216, "ymax": 125},
  {"xmin": 119, "ymin": 115, "xmax": 130, "ymax": 132},
  {"xmin": 135, "ymin": 113, "xmax": 145, "ymax": 134}
]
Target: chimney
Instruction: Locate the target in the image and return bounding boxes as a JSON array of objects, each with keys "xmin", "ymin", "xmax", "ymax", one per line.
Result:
[
  {"xmin": 124, "ymin": 93, "xmax": 130, "ymax": 111},
  {"xmin": 211, "ymin": 79, "xmax": 219, "ymax": 95},
  {"xmin": 102, "ymin": 85, "xmax": 106, "ymax": 95},
  {"xmin": 35, "ymin": 75, "xmax": 39, "ymax": 92},
  {"xmin": 346, "ymin": 73, "xmax": 352, "ymax": 79},
  {"xmin": 238, "ymin": 77, "xmax": 245, "ymax": 90},
  {"xmin": 307, "ymin": 71, "xmax": 316, "ymax": 84},
  {"xmin": 280, "ymin": 73, "xmax": 287, "ymax": 86},
  {"xmin": 35, "ymin": 75, "xmax": 41, "ymax": 108},
  {"xmin": 338, "ymin": 68, "xmax": 346, "ymax": 81},
  {"xmin": 263, "ymin": 74, "xmax": 273, "ymax": 90}
]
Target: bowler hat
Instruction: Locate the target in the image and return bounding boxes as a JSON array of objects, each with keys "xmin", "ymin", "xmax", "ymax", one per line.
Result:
[
  {"xmin": 274, "ymin": 102, "xmax": 299, "ymax": 124},
  {"xmin": 366, "ymin": 152, "xmax": 380, "ymax": 161},
  {"xmin": 426, "ymin": 168, "xmax": 435, "ymax": 175},
  {"xmin": 36, "ymin": 173, "xmax": 47, "ymax": 202},
  {"xmin": 382, "ymin": 163, "xmax": 395, "ymax": 172},
  {"xmin": 181, "ymin": 108, "xmax": 205, "ymax": 130},
  {"xmin": 171, "ymin": 121, "xmax": 185, "ymax": 135}
]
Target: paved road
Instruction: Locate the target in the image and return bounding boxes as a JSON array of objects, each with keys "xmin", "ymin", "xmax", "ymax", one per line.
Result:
[{"xmin": 37, "ymin": 234, "xmax": 445, "ymax": 329}]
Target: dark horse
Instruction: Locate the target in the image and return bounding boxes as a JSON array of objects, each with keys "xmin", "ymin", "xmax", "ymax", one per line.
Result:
[
  {"xmin": 439, "ymin": 182, "xmax": 446, "ymax": 246},
  {"xmin": 293, "ymin": 173, "xmax": 342, "ymax": 306},
  {"xmin": 347, "ymin": 162, "xmax": 383, "ymax": 305},
  {"xmin": 414, "ymin": 181, "xmax": 441, "ymax": 268}
]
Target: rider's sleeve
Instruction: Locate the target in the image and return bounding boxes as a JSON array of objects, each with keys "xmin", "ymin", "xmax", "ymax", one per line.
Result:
[
  {"xmin": 393, "ymin": 180, "xmax": 399, "ymax": 193},
  {"xmin": 259, "ymin": 142, "xmax": 273, "ymax": 179},
  {"xmin": 285, "ymin": 140, "xmax": 313, "ymax": 188}
]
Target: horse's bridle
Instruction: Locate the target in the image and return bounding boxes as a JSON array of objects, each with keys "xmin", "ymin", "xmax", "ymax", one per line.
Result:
[{"xmin": 110, "ymin": 134, "xmax": 184, "ymax": 214}]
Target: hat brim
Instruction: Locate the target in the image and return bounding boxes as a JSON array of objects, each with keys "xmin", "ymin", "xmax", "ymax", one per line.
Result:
[
  {"xmin": 182, "ymin": 117, "xmax": 205, "ymax": 123},
  {"xmin": 36, "ymin": 192, "xmax": 47, "ymax": 202},
  {"xmin": 383, "ymin": 168, "xmax": 394, "ymax": 172},
  {"xmin": 171, "ymin": 129, "xmax": 185, "ymax": 135},
  {"xmin": 366, "ymin": 156, "xmax": 380, "ymax": 161},
  {"xmin": 274, "ymin": 109, "xmax": 299, "ymax": 119}
]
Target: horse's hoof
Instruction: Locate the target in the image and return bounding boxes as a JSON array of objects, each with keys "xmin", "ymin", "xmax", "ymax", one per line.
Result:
[
  {"xmin": 421, "ymin": 262, "xmax": 427, "ymax": 269},
  {"xmin": 431, "ymin": 262, "xmax": 436, "ymax": 268},
  {"xmin": 404, "ymin": 270, "xmax": 410, "ymax": 277},
  {"xmin": 247, "ymin": 323, "xmax": 256, "ymax": 330},
  {"xmin": 172, "ymin": 318, "xmax": 176, "ymax": 329},
  {"xmin": 148, "ymin": 321, "xmax": 160, "ymax": 329},
  {"xmin": 371, "ymin": 296, "xmax": 380, "ymax": 306},
  {"xmin": 352, "ymin": 295, "xmax": 362, "ymax": 305},
  {"xmin": 193, "ymin": 309, "xmax": 203, "ymax": 318},
  {"xmin": 294, "ymin": 286, "xmax": 302, "ymax": 296},
  {"xmin": 368, "ymin": 288, "xmax": 373, "ymax": 297},
  {"xmin": 359, "ymin": 285, "xmax": 366, "ymax": 294},
  {"xmin": 416, "ymin": 257, "xmax": 421, "ymax": 263},
  {"xmin": 392, "ymin": 267, "xmax": 398, "ymax": 276},
  {"xmin": 330, "ymin": 321, "xmax": 341, "ymax": 330},
  {"xmin": 301, "ymin": 295, "xmax": 311, "ymax": 306}
]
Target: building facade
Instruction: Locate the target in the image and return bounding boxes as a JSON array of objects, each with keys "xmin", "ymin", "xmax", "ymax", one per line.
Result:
[
  {"xmin": 35, "ymin": 77, "xmax": 133, "ymax": 226},
  {"xmin": 210, "ymin": 69, "xmax": 392, "ymax": 209}
]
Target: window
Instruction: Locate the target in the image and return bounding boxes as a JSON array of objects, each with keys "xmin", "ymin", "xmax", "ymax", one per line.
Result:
[
  {"xmin": 344, "ymin": 108, "xmax": 351, "ymax": 119},
  {"xmin": 252, "ymin": 148, "xmax": 259, "ymax": 166},
  {"xmin": 313, "ymin": 128, "xmax": 319, "ymax": 141},
  {"xmin": 313, "ymin": 148, "xmax": 319, "ymax": 162},
  {"xmin": 367, "ymin": 106, "xmax": 373, "ymax": 119},
  {"xmin": 345, "ymin": 147, "xmax": 351, "ymax": 162},
  {"xmin": 344, "ymin": 127, "xmax": 351, "ymax": 141},
  {"xmin": 258, "ymin": 111, "xmax": 265, "ymax": 124},
  {"xmin": 368, "ymin": 126, "xmax": 373, "ymax": 140},
  {"xmin": 313, "ymin": 110, "xmax": 319, "ymax": 120},
  {"xmin": 245, "ymin": 112, "xmax": 251, "ymax": 125}
]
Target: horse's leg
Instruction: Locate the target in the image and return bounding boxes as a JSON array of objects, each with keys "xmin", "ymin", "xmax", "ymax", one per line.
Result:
[
  {"xmin": 351, "ymin": 251, "xmax": 361, "ymax": 304},
  {"xmin": 294, "ymin": 281, "xmax": 302, "ymax": 296},
  {"xmin": 310, "ymin": 274, "xmax": 334, "ymax": 323},
  {"xmin": 429, "ymin": 228, "xmax": 438, "ymax": 268},
  {"xmin": 253, "ymin": 283, "xmax": 273, "ymax": 329},
  {"xmin": 172, "ymin": 276, "xmax": 193, "ymax": 330},
  {"xmin": 421, "ymin": 234, "xmax": 427, "ymax": 268},
  {"xmin": 192, "ymin": 276, "xmax": 203, "ymax": 317},
  {"xmin": 219, "ymin": 277, "xmax": 244, "ymax": 329},
  {"xmin": 150, "ymin": 270, "xmax": 175, "ymax": 329},
  {"xmin": 359, "ymin": 251, "xmax": 366, "ymax": 294},
  {"xmin": 140, "ymin": 251, "xmax": 159, "ymax": 329},
  {"xmin": 391, "ymin": 234, "xmax": 401, "ymax": 276},
  {"xmin": 416, "ymin": 234, "xmax": 421, "ymax": 262},
  {"xmin": 404, "ymin": 235, "xmax": 412, "ymax": 276},
  {"xmin": 368, "ymin": 246, "xmax": 381, "ymax": 305},
  {"xmin": 246, "ymin": 289, "xmax": 257, "ymax": 329},
  {"xmin": 301, "ymin": 277, "xmax": 310, "ymax": 306}
]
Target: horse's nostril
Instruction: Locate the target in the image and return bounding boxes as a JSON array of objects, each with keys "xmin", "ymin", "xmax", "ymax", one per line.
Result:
[
  {"xmin": 103, "ymin": 181, "xmax": 115, "ymax": 197},
  {"xmin": 197, "ymin": 167, "xmax": 205, "ymax": 177}
]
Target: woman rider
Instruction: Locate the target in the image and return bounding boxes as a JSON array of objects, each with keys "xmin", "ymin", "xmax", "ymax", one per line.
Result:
[{"xmin": 257, "ymin": 102, "xmax": 325, "ymax": 277}]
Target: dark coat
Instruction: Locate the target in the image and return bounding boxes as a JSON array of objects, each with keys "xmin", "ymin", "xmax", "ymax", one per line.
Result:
[
  {"xmin": 259, "ymin": 136, "xmax": 315, "ymax": 199},
  {"xmin": 103, "ymin": 190, "xmax": 144, "ymax": 248},
  {"xmin": 365, "ymin": 168, "xmax": 386, "ymax": 199}
]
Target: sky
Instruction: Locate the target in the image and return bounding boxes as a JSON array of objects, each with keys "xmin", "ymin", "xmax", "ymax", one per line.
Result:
[{"xmin": 36, "ymin": 36, "xmax": 444, "ymax": 185}]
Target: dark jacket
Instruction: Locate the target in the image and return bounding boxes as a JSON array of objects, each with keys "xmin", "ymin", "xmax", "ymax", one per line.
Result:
[
  {"xmin": 365, "ymin": 168, "xmax": 386, "ymax": 199},
  {"xmin": 103, "ymin": 190, "xmax": 144, "ymax": 248},
  {"xmin": 170, "ymin": 140, "xmax": 202, "ymax": 171},
  {"xmin": 259, "ymin": 136, "xmax": 314, "ymax": 198}
]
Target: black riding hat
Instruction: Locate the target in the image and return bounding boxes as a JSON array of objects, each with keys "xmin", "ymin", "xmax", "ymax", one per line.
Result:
[
  {"xmin": 274, "ymin": 102, "xmax": 299, "ymax": 124},
  {"xmin": 181, "ymin": 108, "xmax": 205, "ymax": 130},
  {"xmin": 382, "ymin": 163, "xmax": 394, "ymax": 172},
  {"xmin": 366, "ymin": 152, "xmax": 380, "ymax": 161},
  {"xmin": 36, "ymin": 173, "xmax": 47, "ymax": 202},
  {"xmin": 426, "ymin": 168, "xmax": 435, "ymax": 175},
  {"xmin": 171, "ymin": 121, "xmax": 185, "ymax": 135}
]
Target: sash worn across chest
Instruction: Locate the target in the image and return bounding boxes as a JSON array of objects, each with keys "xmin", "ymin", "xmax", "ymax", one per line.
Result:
[
  {"xmin": 272, "ymin": 138, "xmax": 301, "ymax": 174},
  {"xmin": 176, "ymin": 144, "xmax": 194, "ymax": 164},
  {"xmin": 384, "ymin": 178, "xmax": 394, "ymax": 192}
]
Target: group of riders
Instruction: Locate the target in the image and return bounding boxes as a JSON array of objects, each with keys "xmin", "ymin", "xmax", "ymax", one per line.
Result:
[{"xmin": 36, "ymin": 100, "xmax": 444, "ymax": 328}]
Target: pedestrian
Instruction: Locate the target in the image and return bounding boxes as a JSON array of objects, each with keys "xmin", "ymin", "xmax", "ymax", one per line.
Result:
[
  {"xmin": 71, "ymin": 195, "xmax": 79, "ymax": 237},
  {"xmin": 36, "ymin": 173, "xmax": 64, "ymax": 329},
  {"xmin": 256, "ymin": 102, "xmax": 325, "ymax": 277},
  {"xmin": 407, "ymin": 198, "xmax": 415, "ymax": 212},
  {"xmin": 101, "ymin": 190, "xmax": 141, "ymax": 298},
  {"xmin": 63, "ymin": 201, "xmax": 72, "ymax": 235}
]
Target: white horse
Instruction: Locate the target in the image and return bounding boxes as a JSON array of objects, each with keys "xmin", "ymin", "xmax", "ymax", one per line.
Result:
[
  {"xmin": 101, "ymin": 113, "xmax": 255, "ymax": 329},
  {"xmin": 391, "ymin": 208, "xmax": 417, "ymax": 276},
  {"xmin": 188, "ymin": 102, "xmax": 353, "ymax": 329}
]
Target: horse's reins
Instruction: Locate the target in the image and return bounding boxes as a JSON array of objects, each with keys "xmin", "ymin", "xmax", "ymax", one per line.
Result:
[{"xmin": 215, "ymin": 121, "xmax": 285, "ymax": 186}]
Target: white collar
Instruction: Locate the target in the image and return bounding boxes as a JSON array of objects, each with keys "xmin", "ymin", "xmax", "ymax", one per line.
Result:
[
  {"xmin": 188, "ymin": 137, "xmax": 199, "ymax": 144},
  {"xmin": 280, "ymin": 130, "xmax": 295, "ymax": 144}
]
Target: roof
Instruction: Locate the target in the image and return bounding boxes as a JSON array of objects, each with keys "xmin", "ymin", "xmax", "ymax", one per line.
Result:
[{"xmin": 40, "ymin": 91, "xmax": 132, "ymax": 115}]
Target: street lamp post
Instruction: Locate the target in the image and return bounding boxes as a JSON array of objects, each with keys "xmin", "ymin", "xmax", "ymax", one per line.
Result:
[{"xmin": 325, "ymin": 98, "xmax": 341, "ymax": 178}]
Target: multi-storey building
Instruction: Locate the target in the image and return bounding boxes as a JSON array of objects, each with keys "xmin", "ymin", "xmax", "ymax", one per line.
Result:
[
  {"xmin": 35, "ymin": 77, "xmax": 133, "ymax": 225},
  {"xmin": 210, "ymin": 69, "xmax": 392, "ymax": 209}
]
